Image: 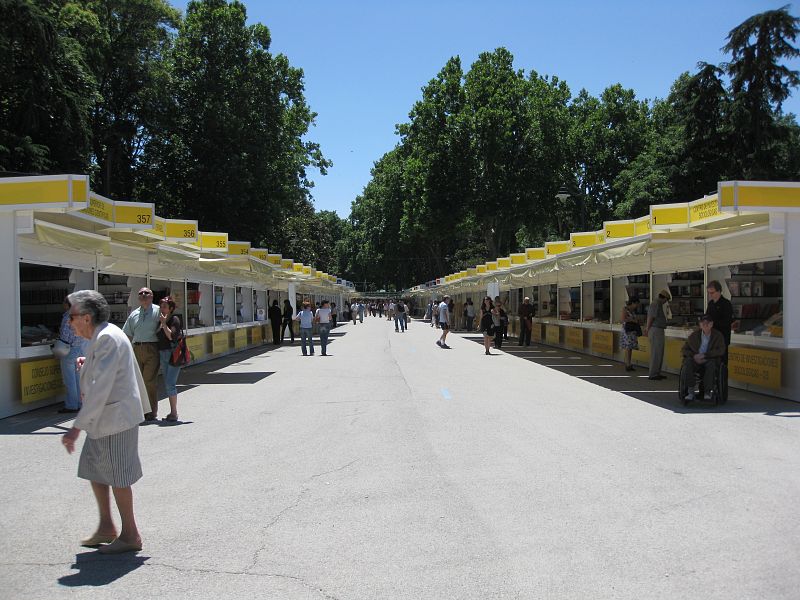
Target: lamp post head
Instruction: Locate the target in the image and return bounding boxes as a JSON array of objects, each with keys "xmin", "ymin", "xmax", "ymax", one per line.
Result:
[{"xmin": 555, "ymin": 187, "xmax": 570, "ymax": 202}]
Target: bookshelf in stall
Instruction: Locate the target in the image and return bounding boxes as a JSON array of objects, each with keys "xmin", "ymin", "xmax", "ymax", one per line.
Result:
[
  {"xmin": 726, "ymin": 261, "xmax": 783, "ymax": 336},
  {"xmin": 668, "ymin": 271, "xmax": 704, "ymax": 327}
]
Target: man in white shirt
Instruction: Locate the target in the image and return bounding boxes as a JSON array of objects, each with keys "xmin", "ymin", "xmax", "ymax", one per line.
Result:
[
  {"xmin": 436, "ymin": 296, "xmax": 451, "ymax": 349},
  {"xmin": 315, "ymin": 300, "xmax": 332, "ymax": 356}
]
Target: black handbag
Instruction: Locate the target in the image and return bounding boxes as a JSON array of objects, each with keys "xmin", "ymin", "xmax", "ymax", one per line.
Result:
[{"xmin": 624, "ymin": 321, "xmax": 643, "ymax": 337}]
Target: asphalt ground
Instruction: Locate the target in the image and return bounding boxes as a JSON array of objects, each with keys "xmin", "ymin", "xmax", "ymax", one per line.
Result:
[{"xmin": 1, "ymin": 316, "xmax": 799, "ymax": 599}]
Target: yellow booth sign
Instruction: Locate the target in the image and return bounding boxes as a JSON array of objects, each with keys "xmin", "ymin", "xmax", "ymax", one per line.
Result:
[
  {"xmin": 565, "ymin": 328, "xmax": 584, "ymax": 349},
  {"xmin": 546, "ymin": 324, "xmax": 560, "ymax": 345},
  {"xmin": 20, "ymin": 358, "xmax": 64, "ymax": 404},
  {"xmin": 531, "ymin": 323, "xmax": 543, "ymax": 343},
  {"xmin": 591, "ymin": 330, "xmax": 614, "ymax": 356},
  {"xmin": 729, "ymin": 347, "xmax": 782, "ymax": 389},
  {"xmin": 234, "ymin": 328, "xmax": 247, "ymax": 350},
  {"xmin": 632, "ymin": 335, "xmax": 650, "ymax": 364},
  {"xmin": 186, "ymin": 335, "xmax": 207, "ymax": 361},
  {"xmin": 212, "ymin": 331, "xmax": 229, "ymax": 354}
]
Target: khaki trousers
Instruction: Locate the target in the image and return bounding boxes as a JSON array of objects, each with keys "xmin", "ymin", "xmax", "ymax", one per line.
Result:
[{"xmin": 134, "ymin": 343, "xmax": 160, "ymax": 416}]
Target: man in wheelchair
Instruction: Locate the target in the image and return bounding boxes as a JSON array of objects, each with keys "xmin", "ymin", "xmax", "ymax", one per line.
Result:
[{"xmin": 680, "ymin": 314, "xmax": 726, "ymax": 402}]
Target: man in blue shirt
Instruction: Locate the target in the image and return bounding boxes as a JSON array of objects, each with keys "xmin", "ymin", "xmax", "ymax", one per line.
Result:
[{"xmin": 294, "ymin": 301, "xmax": 316, "ymax": 356}]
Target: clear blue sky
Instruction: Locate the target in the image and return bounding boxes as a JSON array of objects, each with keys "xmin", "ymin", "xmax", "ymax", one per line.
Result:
[{"xmin": 176, "ymin": 1, "xmax": 798, "ymax": 218}]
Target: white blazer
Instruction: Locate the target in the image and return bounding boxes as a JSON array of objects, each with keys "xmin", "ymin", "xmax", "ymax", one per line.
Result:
[{"xmin": 73, "ymin": 322, "xmax": 149, "ymax": 439}]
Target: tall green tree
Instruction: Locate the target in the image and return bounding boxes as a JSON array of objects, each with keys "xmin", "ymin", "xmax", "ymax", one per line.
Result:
[
  {"xmin": 0, "ymin": 0, "xmax": 94, "ymax": 173},
  {"xmin": 724, "ymin": 5, "xmax": 800, "ymax": 178},
  {"xmin": 137, "ymin": 0, "xmax": 329, "ymax": 247}
]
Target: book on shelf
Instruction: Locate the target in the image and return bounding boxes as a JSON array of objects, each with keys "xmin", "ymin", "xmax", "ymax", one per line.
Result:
[{"xmin": 726, "ymin": 280, "xmax": 740, "ymax": 296}]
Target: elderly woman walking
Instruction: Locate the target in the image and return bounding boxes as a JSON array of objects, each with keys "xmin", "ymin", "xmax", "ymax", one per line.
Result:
[{"xmin": 61, "ymin": 290, "xmax": 148, "ymax": 554}]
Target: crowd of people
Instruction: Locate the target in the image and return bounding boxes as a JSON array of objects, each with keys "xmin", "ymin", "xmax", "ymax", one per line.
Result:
[{"xmin": 54, "ymin": 280, "xmax": 740, "ymax": 554}]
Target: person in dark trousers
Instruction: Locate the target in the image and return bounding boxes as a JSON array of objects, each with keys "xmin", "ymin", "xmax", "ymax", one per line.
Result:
[
  {"xmin": 518, "ymin": 296, "xmax": 533, "ymax": 346},
  {"xmin": 706, "ymin": 280, "xmax": 734, "ymax": 364},
  {"xmin": 280, "ymin": 299, "xmax": 295, "ymax": 343},
  {"xmin": 268, "ymin": 300, "xmax": 282, "ymax": 344}
]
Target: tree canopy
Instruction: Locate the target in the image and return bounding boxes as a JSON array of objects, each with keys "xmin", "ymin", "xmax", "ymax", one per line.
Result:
[{"xmin": 2, "ymin": 4, "xmax": 799, "ymax": 290}]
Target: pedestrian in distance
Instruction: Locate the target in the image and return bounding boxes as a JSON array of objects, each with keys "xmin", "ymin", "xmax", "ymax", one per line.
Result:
[
  {"xmin": 330, "ymin": 302, "xmax": 338, "ymax": 328},
  {"xmin": 464, "ymin": 299, "xmax": 475, "ymax": 332},
  {"xmin": 436, "ymin": 295, "xmax": 451, "ymax": 349},
  {"xmin": 479, "ymin": 297, "xmax": 495, "ymax": 355},
  {"xmin": 56, "ymin": 296, "xmax": 88, "ymax": 413},
  {"xmin": 316, "ymin": 300, "xmax": 332, "ymax": 356},
  {"xmin": 294, "ymin": 300, "xmax": 316, "ymax": 356},
  {"xmin": 358, "ymin": 301, "xmax": 365, "ymax": 323},
  {"xmin": 492, "ymin": 299, "xmax": 504, "ymax": 349},
  {"xmin": 122, "ymin": 287, "xmax": 160, "ymax": 422},
  {"xmin": 61, "ymin": 290, "xmax": 148, "ymax": 554},
  {"xmin": 620, "ymin": 296, "xmax": 641, "ymax": 371},
  {"xmin": 395, "ymin": 300, "xmax": 407, "ymax": 332},
  {"xmin": 268, "ymin": 300, "xmax": 282, "ymax": 344},
  {"xmin": 706, "ymin": 280, "xmax": 734, "ymax": 365},
  {"xmin": 352, "ymin": 301, "xmax": 358, "ymax": 325},
  {"xmin": 518, "ymin": 296, "xmax": 533, "ymax": 346},
  {"xmin": 281, "ymin": 299, "xmax": 295, "ymax": 343},
  {"xmin": 156, "ymin": 296, "xmax": 183, "ymax": 422},
  {"xmin": 644, "ymin": 289, "xmax": 671, "ymax": 380}
]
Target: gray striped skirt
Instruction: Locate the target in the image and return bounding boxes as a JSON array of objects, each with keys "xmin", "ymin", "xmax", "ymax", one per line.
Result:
[{"xmin": 78, "ymin": 426, "xmax": 142, "ymax": 488}]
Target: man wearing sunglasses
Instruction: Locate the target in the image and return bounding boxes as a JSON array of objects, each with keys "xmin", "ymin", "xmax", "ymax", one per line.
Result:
[{"xmin": 122, "ymin": 288, "xmax": 161, "ymax": 422}]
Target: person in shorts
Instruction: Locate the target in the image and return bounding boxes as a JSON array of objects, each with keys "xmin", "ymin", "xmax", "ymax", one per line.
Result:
[{"xmin": 436, "ymin": 296, "xmax": 451, "ymax": 349}]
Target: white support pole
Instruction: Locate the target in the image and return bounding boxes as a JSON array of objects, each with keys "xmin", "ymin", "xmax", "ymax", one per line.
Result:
[
  {"xmin": 287, "ymin": 282, "xmax": 297, "ymax": 315},
  {"xmin": 0, "ymin": 212, "xmax": 18, "ymax": 354},
  {"xmin": 784, "ymin": 213, "xmax": 800, "ymax": 348}
]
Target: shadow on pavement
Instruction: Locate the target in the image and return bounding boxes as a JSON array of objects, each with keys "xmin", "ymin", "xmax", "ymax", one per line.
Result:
[
  {"xmin": 58, "ymin": 551, "xmax": 148, "ymax": 587},
  {"xmin": 463, "ymin": 335, "xmax": 800, "ymax": 416}
]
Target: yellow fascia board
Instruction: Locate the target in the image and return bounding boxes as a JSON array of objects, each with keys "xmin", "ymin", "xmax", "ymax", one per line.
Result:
[
  {"xmin": 650, "ymin": 202, "xmax": 689, "ymax": 229},
  {"xmin": 0, "ymin": 174, "xmax": 89, "ymax": 209},
  {"xmin": 293, "ymin": 263, "xmax": 304, "ymax": 273},
  {"xmin": 249, "ymin": 248, "xmax": 268, "ymax": 260},
  {"xmin": 199, "ymin": 231, "xmax": 228, "ymax": 252},
  {"xmin": 281, "ymin": 259, "xmax": 293, "ymax": 269},
  {"xmin": 497, "ymin": 257, "xmax": 512, "ymax": 269},
  {"xmin": 511, "ymin": 253, "xmax": 526, "ymax": 265},
  {"xmin": 113, "ymin": 200, "xmax": 155, "ymax": 229},
  {"xmin": 156, "ymin": 217, "xmax": 198, "ymax": 242},
  {"xmin": 526, "ymin": 247, "xmax": 545, "ymax": 261},
  {"xmin": 689, "ymin": 194, "xmax": 723, "ymax": 224},
  {"xmin": 570, "ymin": 230, "xmax": 604, "ymax": 249},
  {"xmin": 467, "ymin": 267, "xmax": 477, "ymax": 277},
  {"xmin": 486, "ymin": 261, "xmax": 498, "ymax": 271},
  {"xmin": 476, "ymin": 265, "xmax": 487, "ymax": 274},
  {"xmin": 634, "ymin": 215, "xmax": 652, "ymax": 236},
  {"xmin": 603, "ymin": 219, "xmax": 635, "ymax": 239},
  {"xmin": 718, "ymin": 180, "xmax": 800, "ymax": 211},
  {"xmin": 545, "ymin": 241, "xmax": 570, "ymax": 256},
  {"xmin": 267, "ymin": 253, "xmax": 281, "ymax": 264},
  {"xmin": 460, "ymin": 270, "xmax": 468, "ymax": 278},
  {"xmin": 228, "ymin": 241, "xmax": 251, "ymax": 256},
  {"xmin": 302, "ymin": 266, "xmax": 312, "ymax": 275}
]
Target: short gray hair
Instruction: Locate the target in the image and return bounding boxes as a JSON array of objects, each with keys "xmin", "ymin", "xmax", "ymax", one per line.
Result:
[{"xmin": 67, "ymin": 290, "xmax": 110, "ymax": 325}]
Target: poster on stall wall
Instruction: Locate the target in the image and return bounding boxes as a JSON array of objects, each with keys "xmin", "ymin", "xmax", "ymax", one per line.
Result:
[
  {"xmin": 729, "ymin": 347, "xmax": 781, "ymax": 389},
  {"xmin": 20, "ymin": 358, "xmax": 64, "ymax": 404},
  {"xmin": 591, "ymin": 331, "xmax": 614, "ymax": 356},
  {"xmin": 632, "ymin": 335, "xmax": 650, "ymax": 364}
]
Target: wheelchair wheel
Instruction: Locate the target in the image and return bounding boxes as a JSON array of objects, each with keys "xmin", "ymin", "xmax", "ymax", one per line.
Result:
[
  {"xmin": 678, "ymin": 364, "xmax": 691, "ymax": 406},
  {"xmin": 717, "ymin": 363, "xmax": 729, "ymax": 405}
]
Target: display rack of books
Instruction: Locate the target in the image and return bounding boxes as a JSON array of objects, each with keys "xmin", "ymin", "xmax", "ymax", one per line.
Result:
[
  {"xmin": 235, "ymin": 287, "xmax": 245, "ymax": 323},
  {"xmin": 187, "ymin": 282, "xmax": 202, "ymax": 328},
  {"xmin": 593, "ymin": 280, "xmax": 610, "ymax": 322},
  {"xmin": 623, "ymin": 274, "xmax": 650, "ymax": 322},
  {"xmin": 725, "ymin": 260, "xmax": 783, "ymax": 336},
  {"xmin": 98, "ymin": 273, "xmax": 132, "ymax": 327},
  {"xmin": 667, "ymin": 270, "xmax": 705, "ymax": 327},
  {"xmin": 559, "ymin": 287, "xmax": 580, "ymax": 320},
  {"xmin": 214, "ymin": 286, "xmax": 225, "ymax": 326},
  {"xmin": 19, "ymin": 264, "xmax": 71, "ymax": 346}
]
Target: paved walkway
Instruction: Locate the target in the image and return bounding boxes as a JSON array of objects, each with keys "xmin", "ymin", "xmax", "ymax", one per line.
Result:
[{"xmin": 1, "ymin": 316, "xmax": 799, "ymax": 599}]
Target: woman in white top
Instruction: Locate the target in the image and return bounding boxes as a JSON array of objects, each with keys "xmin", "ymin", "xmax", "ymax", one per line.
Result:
[{"xmin": 61, "ymin": 290, "xmax": 148, "ymax": 554}]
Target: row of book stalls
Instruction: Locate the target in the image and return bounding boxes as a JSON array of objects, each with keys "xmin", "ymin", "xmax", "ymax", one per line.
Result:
[
  {"xmin": 408, "ymin": 181, "xmax": 800, "ymax": 402},
  {"xmin": 0, "ymin": 175, "xmax": 355, "ymax": 419}
]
